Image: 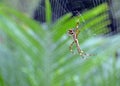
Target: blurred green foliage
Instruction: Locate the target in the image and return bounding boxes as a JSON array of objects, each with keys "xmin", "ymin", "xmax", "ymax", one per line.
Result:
[
  {"xmin": 1, "ymin": 0, "xmax": 40, "ymax": 17},
  {"xmin": 0, "ymin": 0, "xmax": 120, "ymax": 86}
]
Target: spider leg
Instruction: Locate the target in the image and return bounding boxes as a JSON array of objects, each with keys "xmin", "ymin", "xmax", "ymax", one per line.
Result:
[
  {"xmin": 80, "ymin": 50, "xmax": 94, "ymax": 59},
  {"xmin": 74, "ymin": 38, "xmax": 90, "ymax": 58},
  {"xmin": 69, "ymin": 41, "xmax": 75, "ymax": 54},
  {"xmin": 74, "ymin": 39, "xmax": 82, "ymax": 54},
  {"xmin": 83, "ymin": 52, "xmax": 95, "ymax": 57}
]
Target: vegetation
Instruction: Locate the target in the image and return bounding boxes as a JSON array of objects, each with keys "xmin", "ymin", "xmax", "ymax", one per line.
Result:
[{"xmin": 0, "ymin": 0, "xmax": 120, "ymax": 86}]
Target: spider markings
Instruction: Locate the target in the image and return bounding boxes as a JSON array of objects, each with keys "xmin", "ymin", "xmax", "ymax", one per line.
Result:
[{"xmin": 68, "ymin": 17, "xmax": 92, "ymax": 58}]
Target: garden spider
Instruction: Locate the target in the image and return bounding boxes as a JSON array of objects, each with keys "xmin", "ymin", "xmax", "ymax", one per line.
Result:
[{"xmin": 68, "ymin": 15, "xmax": 92, "ymax": 58}]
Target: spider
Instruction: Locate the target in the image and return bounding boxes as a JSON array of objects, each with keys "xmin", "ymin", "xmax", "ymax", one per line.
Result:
[{"xmin": 68, "ymin": 15, "xmax": 92, "ymax": 58}]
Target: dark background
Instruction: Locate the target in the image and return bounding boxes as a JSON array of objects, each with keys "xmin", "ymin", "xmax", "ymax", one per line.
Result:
[{"xmin": 33, "ymin": 0, "xmax": 117, "ymax": 33}]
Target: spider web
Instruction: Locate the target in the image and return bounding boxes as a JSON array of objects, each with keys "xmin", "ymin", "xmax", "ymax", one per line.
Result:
[
  {"xmin": 33, "ymin": 0, "xmax": 120, "ymax": 34},
  {"xmin": 3, "ymin": 0, "xmax": 120, "ymax": 34}
]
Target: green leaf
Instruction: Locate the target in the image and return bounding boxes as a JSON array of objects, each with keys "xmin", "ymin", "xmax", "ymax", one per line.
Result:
[{"xmin": 45, "ymin": 0, "xmax": 52, "ymax": 24}]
